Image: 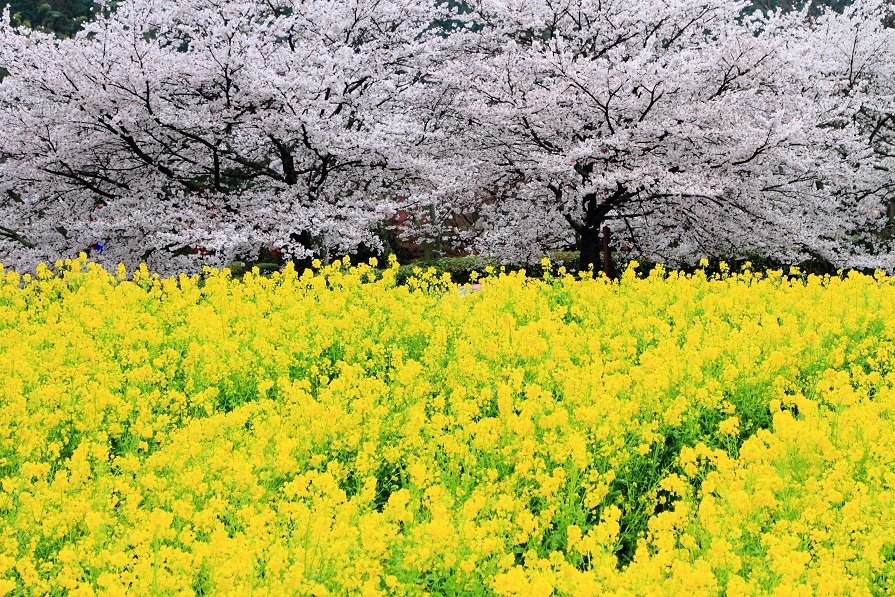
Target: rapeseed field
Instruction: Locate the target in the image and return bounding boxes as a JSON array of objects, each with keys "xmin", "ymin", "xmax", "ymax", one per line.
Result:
[{"xmin": 1, "ymin": 254, "xmax": 894, "ymax": 596}]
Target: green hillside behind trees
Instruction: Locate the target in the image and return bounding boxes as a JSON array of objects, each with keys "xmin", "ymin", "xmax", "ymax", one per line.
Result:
[
  {"xmin": 4, "ymin": 0, "xmax": 856, "ymax": 38},
  {"xmin": 750, "ymin": 0, "xmax": 851, "ymax": 12},
  {"xmin": 6, "ymin": 0, "xmax": 95, "ymax": 37}
]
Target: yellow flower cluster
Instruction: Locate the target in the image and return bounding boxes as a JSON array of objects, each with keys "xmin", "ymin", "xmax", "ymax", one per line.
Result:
[{"xmin": 1, "ymin": 254, "xmax": 895, "ymax": 595}]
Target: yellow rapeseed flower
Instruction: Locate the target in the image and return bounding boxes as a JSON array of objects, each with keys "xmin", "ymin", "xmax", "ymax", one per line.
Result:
[{"xmin": 0, "ymin": 258, "xmax": 893, "ymax": 594}]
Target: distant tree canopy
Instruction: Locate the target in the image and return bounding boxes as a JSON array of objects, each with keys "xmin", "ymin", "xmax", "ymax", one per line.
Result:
[
  {"xmin": 6, "ymin": 0, "xmax": 865, "ymax": 38},
  {"xmin": 6, "ymin": 0, "xmax": 96, "ymax": 37},
  {"xmin": 750, "ymin": 0, "xmax": 852, "ymax": 13}
]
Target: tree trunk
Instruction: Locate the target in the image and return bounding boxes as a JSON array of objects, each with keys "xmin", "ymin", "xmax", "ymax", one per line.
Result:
[
  {"xmin": 562, "ymin": 185, "xmax": 628, "ymax": 278},
  {"xmin": 577, "ymin": 190, "xmax": 607, "ymax": 276},
  {"xmin": 578, "ymin": 225, "xmax": 602, "ymax": 274}
]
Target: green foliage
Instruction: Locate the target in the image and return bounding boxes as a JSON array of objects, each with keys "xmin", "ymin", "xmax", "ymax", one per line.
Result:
[
  {"xmin": 5, "ymin": 0, "xmax": 859, "ymax": 40},
  {"xmin": 227, "ymin": 247, "xmax": 879, "ymax": 289},
  {"xmin": 747, "ymin": 0, "xmax": 852, "ymax": 15},
  {"xmin": 7, "ymin": 0, "xmax": 97, "ymax": 37}
]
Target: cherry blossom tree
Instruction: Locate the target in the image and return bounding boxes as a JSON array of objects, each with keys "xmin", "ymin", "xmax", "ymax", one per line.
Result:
[
  {"xmin": 430, "ymin": 0, "xmax": 895, "ymax": 269},
  {"xmin": 810, "ymin": 0, "xmax": 895, "ymax": 270},
  {"xmin": 0, "ymin": 0, "xmax": 892, "ymax": 274},
  {"xmin": 0, "ymin": 0, "xmax": 441, "ymax": 273}
]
